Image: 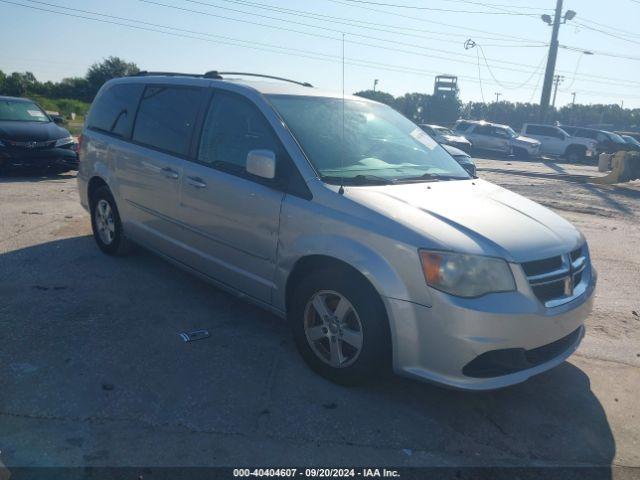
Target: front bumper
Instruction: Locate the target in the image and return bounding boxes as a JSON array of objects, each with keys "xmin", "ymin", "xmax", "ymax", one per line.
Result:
[
  {"xmin": 384, "ymin": 263, "xmax": 596, "ymax": 390},
  {"xmin": 0, "ymin": 146, "xmax": 78, "ymax": 169}
]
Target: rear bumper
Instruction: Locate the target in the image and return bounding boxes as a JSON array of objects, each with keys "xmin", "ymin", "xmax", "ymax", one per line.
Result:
[
  {"xmin": 0, "ymin": 147, "xmax": 78, "ymax": 169},
  {"xmin": 384, "ymin": 265, "xmax": 596, "ymax": 390}
]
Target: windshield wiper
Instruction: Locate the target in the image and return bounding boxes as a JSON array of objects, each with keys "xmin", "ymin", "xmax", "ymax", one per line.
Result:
[
  {"xmin": 395, "ymin": 173, "xmax": 467, "ymax": 183},
  {"xmin": 322, "ymin": 174, "xmax": 395, "ymax": 185}
]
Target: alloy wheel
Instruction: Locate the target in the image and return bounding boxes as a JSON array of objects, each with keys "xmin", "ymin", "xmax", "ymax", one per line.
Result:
[
  {"xmin": 95, "ymin": 199, "xmax": 115, "ymax": 245},
  {"xmin": 303, "ymin": 290, "xmax": 363, "ymax": 368}
]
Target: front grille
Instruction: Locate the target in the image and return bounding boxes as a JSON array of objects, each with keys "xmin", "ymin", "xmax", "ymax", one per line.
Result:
[
  {"xmin": 4, "ymin": 139, "xmax": 56, "ymax": 149},
  {"xmin": 522, "ymin": 246, "xmax": 589, "ymax": 307}
]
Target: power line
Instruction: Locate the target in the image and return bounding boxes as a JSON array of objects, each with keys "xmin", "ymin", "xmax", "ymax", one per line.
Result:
[
  {"xmin": 139, "ymin": 0, "xmax": 640, "ymax": 88},
  {"xmin": 0, "ymin": 0, "xmax": 558, "ymax": 95},
  {"xmin": 15, "ymin": 0, "xmax": 640, "ymax": 88},
  {"xmin": 181, "ymin": 0, "xmax": 540, "ymax": 47},
  {"xmin": 0, "ymin": 0, "xmax": 533, "ymax": 87},
  {"xmin": 574, "ymin": 22, "xmax": 640, "ymax": 46},
  {"xmin": 438, "ymin": 0, "xmax": 552, "ymax": 11},
  {"xmin": 578, "ymin": 17, "xmax": 640, "ymax": 39},
  {"xmin": 3, "ymin": 0, "xmax": 640, "ymax": 101},
  {"xmin": 560, "ymin": 45, "xmax": 640, "ymax": 62},
  {"xmin": 194, "ymin": 0, "xmax": 544, "ymax": 45},
  {"xmin": 477, "ymin": 45, "xmax": 547, "ymax": 89},
  {"xmin": 328, "ymin": 0, "xmax": 539, "ymax": 15},
  {"xmin": 323, "ymin": 0, "xmax": 544, "ymax": 43}
]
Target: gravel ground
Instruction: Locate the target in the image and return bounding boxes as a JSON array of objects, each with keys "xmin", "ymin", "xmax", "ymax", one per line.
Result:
[{"xmin": 0, "ymin": 160, "xmax": 638, "ymax": 476}]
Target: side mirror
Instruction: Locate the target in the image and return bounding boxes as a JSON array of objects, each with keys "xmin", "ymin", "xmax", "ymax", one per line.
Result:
[
  {"xmin": 52, "ymin": 115, "xmax": 65, "ymax": 125},
  {"xmin": 246, "ymin": 149, "xmax": 276, "ymax": 179}
]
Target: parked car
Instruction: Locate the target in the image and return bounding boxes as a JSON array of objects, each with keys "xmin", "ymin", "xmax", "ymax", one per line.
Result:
[
  {"xmin": 454, "ymin": 120, "xmax": 541, "ymax": 158},
  {"xmin": 621, "ymin": 134, "xmax": 640, "ymax": 151},
  {"xmin": 79, "ymin": 72, "xmax": 596, "ymax": 390},
  {"xmin": 560, "ymin": 126, "xmax": 632, "ymax": 155},
  {"xmin": 442, "ymin": 144, "xmax": 476, "ymax": 176},
  {"xmin": 520, "ymin": 124, "xmax": 597, "ymax": 162},
  {"xmin": 419, "ymin": 124, "xmax": 472, "ymax": 153},
  {"xmin": 0, "ymin": 95, "xmax": 78, "ymax": 172}
]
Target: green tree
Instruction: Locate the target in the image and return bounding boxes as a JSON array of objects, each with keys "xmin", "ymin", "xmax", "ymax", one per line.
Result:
[
  {"xmin": 2, "ymin": 72, "xmax": 37, "ymax": 97},
  {"xmin": 353, "ymin": 89, "xmax": 396, "ymax": 107},
  {"xmin": 86, "ymin": 56, "xmax": 139, "ymax": 97}
]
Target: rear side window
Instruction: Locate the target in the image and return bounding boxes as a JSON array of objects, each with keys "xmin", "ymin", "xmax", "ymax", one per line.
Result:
[
  {"xmin": 526, "ymin": 125, "xmax": 552, "ymax": 136},
  {"xmin": 198, "ymin": 92, "xmax": 281, "ymax": 174},
  {"xmin": 575, "ymin": 129, "xmax": 597, "ymax": 140},
  {"xmin": 87, "ymin": 83, "xmax": 143, "ymax": 137},
  {"xmin": 474, "ymin": 124, "xmax": 492, "ymax": 135},
  {"xmin": 454, "ymin": 121, "xmax": 472, "ymax": 132},
  {"xmin": 132, "ymin": 86, "xmax": 204, "ymax": 156}
]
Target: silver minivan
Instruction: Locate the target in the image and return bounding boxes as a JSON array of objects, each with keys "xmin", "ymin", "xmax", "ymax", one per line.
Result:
[{"xmin": 78, "ymin": 72, "xmax": 596, "ymax": 390}]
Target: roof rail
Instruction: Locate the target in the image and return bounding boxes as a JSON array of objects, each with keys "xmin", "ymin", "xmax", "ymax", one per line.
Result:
[
  {"xmin": 132, "ymin": 71, "xmax": 204, "ymax": 78},
  {"xmin": 211, "ymin": 71, "xmax": 313, "ymax": 87},
  {"xmin": 130, "ymin": 70, "xmax": 310, "ymax": 86}
]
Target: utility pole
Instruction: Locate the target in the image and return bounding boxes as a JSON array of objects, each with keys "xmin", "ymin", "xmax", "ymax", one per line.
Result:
[
  {"xmin": 571, "ymin": 92, "xmax": 576, "ymax": 105},
  {"xmin": 495, "ymin": 92, "xmax": 502, "ymax": 102},
  {"xmin": 551, "ymin": 75, "xmax": 564, "ymax": 108},
  {"xmin": 373, "ymin": 79, "xmax": 379, "ymax": 92},
  {"xmin": 539, "ymin": 0, "xmax": 576, "ymax": 121}
]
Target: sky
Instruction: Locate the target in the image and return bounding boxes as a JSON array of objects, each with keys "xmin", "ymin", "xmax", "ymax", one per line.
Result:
[{"xmin": 1, "ymin": 0, "xmax": 640, "ymax": 108}]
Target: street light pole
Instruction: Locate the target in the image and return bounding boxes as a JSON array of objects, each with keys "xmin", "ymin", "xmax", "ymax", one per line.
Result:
[
  {"xmin": 539, "ymin": 0, "xmax": 576, "ymax": 121},
  {"xmin": 373, "ymin": 79, "xmax": 379, "ymax": 92},
  {"xmin": 571, "ymin": 92, "xmax": 576, "ymax": 105}
]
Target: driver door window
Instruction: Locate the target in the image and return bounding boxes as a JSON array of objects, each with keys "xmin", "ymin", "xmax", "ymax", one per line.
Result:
[{"xmin": 198, "ymin": 93, "xmax": 281, "ymax": 179}]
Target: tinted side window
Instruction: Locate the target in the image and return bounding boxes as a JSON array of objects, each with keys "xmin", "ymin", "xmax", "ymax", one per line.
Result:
[
  {"xmin": 491, "ymin": 127, "xmax": 510, "ymax": 138},
  {"xmin": 87, "ymin": 83, "xmax": 143, "ymax": 137},
  {"xmin": 198, "ymin": 93, "xmax": 280, "ymax": 174},
  {"xmin": 454, "ymin": 121, "xmax": 471, "ymax": 132},
  {"xmin": 474, "ymin": 124, "xmax": 492, "ymax": 135},
  {"xmin": 527, "ymin": 125, "xmax": 557, "ymax": 136},
  {"xmin": 132, "ymin": 86, "xmax": 204, "ymax": 156},
  {"xmin": 576, "ymin": 129, "xmax": 597, "ymax": 140}
]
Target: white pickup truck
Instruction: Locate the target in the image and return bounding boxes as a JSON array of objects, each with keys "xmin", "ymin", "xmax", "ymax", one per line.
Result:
[{"xmin": 520, "ymin": 124, "xmax": 597, "ymax": 162}]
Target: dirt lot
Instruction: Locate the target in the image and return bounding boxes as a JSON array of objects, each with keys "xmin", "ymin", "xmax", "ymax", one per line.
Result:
[{"xmin": 0, "ymin": 159, "xmax": 639, "ymax": 475}]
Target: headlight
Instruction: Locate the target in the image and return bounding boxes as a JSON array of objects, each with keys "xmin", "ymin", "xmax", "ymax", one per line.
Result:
[
  {"xmin": 419, "ymin": 250, "xmax": 515, "ymax": 297},
  {"xmin": 55, "ymin": 136, "xmax": 74, "ymax": 147}
]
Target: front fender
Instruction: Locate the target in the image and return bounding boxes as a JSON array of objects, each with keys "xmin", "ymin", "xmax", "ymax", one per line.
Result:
[{"xmin": 273, "ymin": 233, "xmax": 418, "ymax": 313}]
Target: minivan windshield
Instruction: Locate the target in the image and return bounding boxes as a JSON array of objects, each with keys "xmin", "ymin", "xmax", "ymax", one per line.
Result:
[
  {"xmin": 268, "ymin": 95, "xmax": 470, "ymax": 184},
  {"xmin": 0, "ymin": 99, "xmax": 49, "ymax": 123}
]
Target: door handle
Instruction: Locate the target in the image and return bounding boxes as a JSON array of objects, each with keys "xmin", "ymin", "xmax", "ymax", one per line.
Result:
[
  {"xmin": 186, "ymin": 176, "xmax": 207, "ymax": 189},
  {"xmin": 161, "ymin": 167, "xmax": 179, "ymax": 179}
]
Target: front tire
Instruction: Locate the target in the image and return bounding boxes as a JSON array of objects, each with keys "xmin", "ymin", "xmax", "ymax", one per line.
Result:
[
  {"xmin": 564, "ymin": 146, "xmax": 586, "ymax": 163},
  {"xmin": 90, "ymin": 185, "xmax": 132, "ymax": 256},
  {"xmin": 513, "ymin": 147, "xmax": 529, "ymax": 159},
  {"xmin": 289, "ymin": 268, "xmax": 390, "ymax": 385}
]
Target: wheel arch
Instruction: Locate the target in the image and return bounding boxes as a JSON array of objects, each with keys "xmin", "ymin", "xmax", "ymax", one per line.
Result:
[
  {"xmin": 87, "ymin": 176, "xmax": 110, "ymax": 206},
  {"xmin": 564, "ymin": 143, "xmax": 587, "ymax": 156},
  {"xmin": 278, "ymin": 235, "xmax": 415, "ymax": 315}
]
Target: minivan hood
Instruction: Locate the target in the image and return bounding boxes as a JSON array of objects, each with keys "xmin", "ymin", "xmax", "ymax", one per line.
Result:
[
  {"xmin": 0, "ymin": 120, "xmax": 69, "ymax": 142},
  {"xmin": 345, "ymin": 179, "xmax": 582, "ymax": 263}
]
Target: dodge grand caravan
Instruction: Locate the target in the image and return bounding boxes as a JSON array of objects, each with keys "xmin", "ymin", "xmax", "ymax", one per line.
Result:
[{"xmin": 78, "ymin": 72, "xmax": 596, "ymax": 390}]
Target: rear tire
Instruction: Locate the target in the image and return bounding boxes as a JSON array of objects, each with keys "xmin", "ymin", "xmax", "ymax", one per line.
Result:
[
  {"xmin": 289, "ymin": 267, "xmax": 391, "ymax": 386},
  {"xmin": 90, "ymin": 185, "xmax": 132, "ymax": 256}
]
